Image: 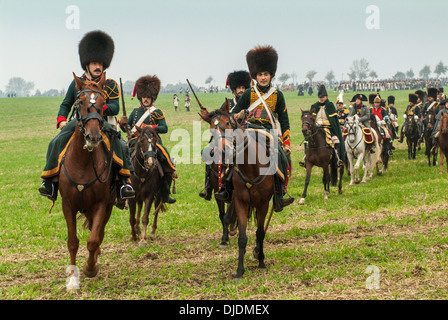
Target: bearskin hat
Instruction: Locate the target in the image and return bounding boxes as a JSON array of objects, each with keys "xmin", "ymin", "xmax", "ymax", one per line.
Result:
[
  {"xmin": 415, "ymin": 90, "xmax": 426, "ymax": 101},
  {"xmin": 226, "ymin": 70, "xmax": 251, "ymax": 91},
  {"xmin": 427, "ymin": 87, "xmax": 438, "ymax": 99},
  {"xmin": 409, "ymin": 93, "xmax": 418, "ymax": 104},
  {"xmin": 133, "ymin": 75, "xmax": 161, "ymax": 101},
  {"xmin": 246, "ymin": 45, "xmax": 278, "ymax": 79},
  {"xmin": 388, "ymin": 96, "xmax": 395, "ymax": 104},
  {"xmin": 368, "ymin": 94, "xmax": 376, "ymax": 104},
  {"xmin": 374, "ymin": 93, "xmax": 381, "ymax": 104},
  {"xmin": 78, "ymin": 30, "xmax": 115, "ymax": 71}
]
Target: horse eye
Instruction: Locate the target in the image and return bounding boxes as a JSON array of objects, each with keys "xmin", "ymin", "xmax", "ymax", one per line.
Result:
[{"xmin": 226, "ymin": 122, "xmax": 230, "ymax": 126}]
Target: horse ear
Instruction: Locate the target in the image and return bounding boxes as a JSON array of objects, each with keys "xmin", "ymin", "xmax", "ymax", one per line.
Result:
[
  {"xmin": 199, "ymin": 107, "xmax": 211, "ymax": 124},
  {"xmin": 135, "ymin": 125, "xmax": 141, "ymax": 134},
  {"xmin": 222, "ymin": 98, "xmax": 230, "ymax": 113},
  {"xmin": 300, "ymin": 108, "xmax": 304, "ymax": 114},
  {"xmin": 73, "ymin": 72, "xmax": 84, "ymax": 90},
  {"xmin": 98, "ymin": 72, "xmax": 106, "ymax": 89}
]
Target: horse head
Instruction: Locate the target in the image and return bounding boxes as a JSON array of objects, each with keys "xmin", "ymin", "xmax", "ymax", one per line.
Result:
[
  {"xmin": 199, "ymin": 98, "xmax": 238, "ymax": 155},
  {"xmin": 73, "ymin": 72, "xmax": 106, "ymax": 151},
  {"xmin": 441, "ymin": 113, "xmax": 448, "ymax": 134},
  {"xmin": 345, "ymin": 116, "xmax": 360, "ymax": 144},
  {"xmin": 425, "ymin": 110, "xmax": 435, "ymax": 130},
  {"xmin": 300, "ymin": 109, "xmax": 316, "ymax": 138},
  {"xmin": 135, "ymin": 125, "xmax": 159, "ymax": 171}
]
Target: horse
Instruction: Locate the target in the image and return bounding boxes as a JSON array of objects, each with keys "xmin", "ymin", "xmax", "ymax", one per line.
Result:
[
  {"xmin": 369, "ymin": 114, "xmax": 390, "ymax": 175},
  {"xmin": 59, "ymin": 73, "xmax": 117, "ymax": 289},
  {"xmin": 438, "ymin": 113, "xmax": 448, "ymax": 174},
  {"xmin": 128, "ymin": 125, "xmax": 166, "ymax": 247},
  {"xmin": 404, "ymin": 114, "xmax": 419, "ymax": 160},
  {"xmin": 344, "ymin": 116, "xmax": 371, "ymax": 185},
  {"xmin": 199, "ymin": 100, "xmax": 274, "ymax": 279},
  {"xmin": 424, "ymin": 109, "xmax": 437, "ymax": 166},
  {"xmin": 299, "ymin": 110, "xmax": 343, "ymax": 205}
]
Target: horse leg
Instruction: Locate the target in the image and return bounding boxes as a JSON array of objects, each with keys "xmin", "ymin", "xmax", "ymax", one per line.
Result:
[
  {"xmin": 234, "ymin": 200, "xmax": 248, "ymax": 279},
  {"xmin": 440, "ymin": 152, "xmax": 444, "ymax": 174},
  {"xmin": 84, "ymin": 205, "xmax": 108, "ymax": 278},
  {"xmin": 323, "ymin": 166, "xmax": 330, "ymax": 200},
  {"xmin": 225, "ymin": 201, "xmax": 237, "ymax": 237},
  {"xmin": 62, "ymin": 202, "xmax": 80, "ymax": 290},
  {"xmin": 338, "ymin": 165, "xmax": 344, "ymax": 194},
  {"xmin": 135, "ymin": 202, "xmax": 143, "ymax": 238},
  {"xmin": 151, "ymin": 199, "xmax": 162, "ymax": 239},
  {"xmin": 128, "ymin": 199, "xmax": 138, "ymax": 241},
  {"xmin": 299, "ymin": 164, "xmax": 312, "ymax": 205},
  {"xmin": 217, "ymin": 199, "xmax": 229, "ymax": 248},
  {"xmin": 140, "ymin": 198, "xmax": 153, "ymax": 246},
  {"xmin": 253, "ymin": 202, "xmax": 269, "ymax": 270},
  {"xmin": 354, "ymin": 155, "xmax": 362, "ymax": 184}
]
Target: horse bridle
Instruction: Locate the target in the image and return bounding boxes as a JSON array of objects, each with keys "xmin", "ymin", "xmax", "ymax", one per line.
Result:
[
  {"xmin": 75, "ymin": 89, "xmax": 105, "ymax": 136},
  {"xmin": 135, "ymin": 131, "xmax": 158, "ymax": 172}
]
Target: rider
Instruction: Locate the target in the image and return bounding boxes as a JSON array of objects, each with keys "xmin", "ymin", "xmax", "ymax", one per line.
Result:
[
  {"xmin": 38, "ymin": 30, "xmax": 135, "ymax": 207},
  {"xmin": 199, "ymin": 70, "xmax": 251, "ymax": 201},
  {"xmin": 336, "ymin": 91, "xmax": 349, "ymax": 128},
  {"xmin": 371, "ymin": 94, "xmax": 391, "ymax": 140},
  {"xmin": 398, "ymin": 93, "xmax": 422, "ymax": 143},
  {"xmin": 230, "ymin": 45, "xmax": 294, "ymax": 212},
  {"xmin": 431, "ymin": 98, "xmax": 448, "ymax": 154},
  {"xmin": 119, "ymin": 75, "xmax": 177, "ymax": 204},
  {"xmin": 308, "ymin": 84, "xmax": 345, "ymax": 167},
  {"xmin": 348, "ymin": 93, "xmax": 375, "ymax": 153}
]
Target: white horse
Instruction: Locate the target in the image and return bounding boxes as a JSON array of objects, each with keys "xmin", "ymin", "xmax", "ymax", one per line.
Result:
[{"xmin": 344, "ymin": 116, "xmax": 372, "ymax": 185}]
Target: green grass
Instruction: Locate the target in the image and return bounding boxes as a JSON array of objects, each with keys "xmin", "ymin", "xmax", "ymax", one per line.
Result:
[{"xmin": 1, "ymin": 88, "xmax": 448, "ymax": 300}]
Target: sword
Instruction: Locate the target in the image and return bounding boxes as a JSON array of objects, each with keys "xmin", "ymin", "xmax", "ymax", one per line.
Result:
[
  {"xmin": 119, "ymin": 78, "xmax": 133, "ymax": 140},
  {"xmin": 186, "ymin": 79, "xmax": 206, "ymax": 111}
]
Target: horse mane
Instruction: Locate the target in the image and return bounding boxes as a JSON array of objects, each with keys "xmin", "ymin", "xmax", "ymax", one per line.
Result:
[
  {"xmin": 140, "ymin": 125, "xmax": 161, "ymax": 142},
  {"xmin": 206, "ymin": 108, "xmax": 227, "ymax": 120}
]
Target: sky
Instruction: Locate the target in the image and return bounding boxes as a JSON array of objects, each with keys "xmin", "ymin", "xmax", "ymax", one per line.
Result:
[{"xmin": 1, "ymin": 0, "xmax": 448, "ymax": 93}]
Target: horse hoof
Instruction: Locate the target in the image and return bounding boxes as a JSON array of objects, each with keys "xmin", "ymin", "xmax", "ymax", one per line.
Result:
[
  {"xmin": 338, "ymin": 189, "xmax": 343, "ymax": 195},
  {"xmin": 83, "ymin": 264, "xmax": 99, "ymax": 278},
  {"xmin": 253, "ymin": 248, "xmax": 259, "ymax": 260},
  {"xmin": 219, "ymin": 243, "xmax": 229, "ymax": 249},
  {"xmin": 138, "ymin": 241, "xmax": 147, "ymax": 248},
  {"xmin": 299, "ymin": 198, "xmax": 306, "ymax": 205}
]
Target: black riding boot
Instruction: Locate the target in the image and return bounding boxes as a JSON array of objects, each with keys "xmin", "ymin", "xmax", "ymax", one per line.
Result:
[
  {"xmin": 161, "ymin": 173, "xmax": 176, "ymax": 204},
  {"xmin": 116, "ymin": 177, "xmax": 135, "ymax": 210},
  {"xmin": 38, "ymin": 178, "xmax": 58, "ymax": 201},
  {"xmin": 273, "ymin": 176, "xmax": 294, "ymax": 212},
  {"xmin": 199, "ymin": 165, "xmax": 212, "ymax": 201}
]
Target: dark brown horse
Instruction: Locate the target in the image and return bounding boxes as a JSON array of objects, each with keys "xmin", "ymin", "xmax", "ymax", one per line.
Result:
[
  {"xmin": 299, "ymin": 110, "xmax": 343, "ymax": 205},
  {"xmin": 128, "ymin": 125, "xmax": 166, "ymax": 246},
  {"xmin": 424, "ymin": 109, "xmax": 437, "ymax": 166},
  {"xmin": 438, "ymin": 113, "xmax": 448, "ymax": 174},
  {"xmin": 200, "ymin": 100, "xmax": 274, "ymax": 279},
  {"xmin": 404, "ymin": 114, "xmax": 419, "ymax": 160},
  {"xmin": 59, "ymin": 73, "xmax": 116, "ymax": 289}
]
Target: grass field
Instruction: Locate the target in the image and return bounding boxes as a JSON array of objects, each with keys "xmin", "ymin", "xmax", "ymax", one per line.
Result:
[{"xmin": 1, "ymin": 87, "xmax": 448, "ymax": 300}]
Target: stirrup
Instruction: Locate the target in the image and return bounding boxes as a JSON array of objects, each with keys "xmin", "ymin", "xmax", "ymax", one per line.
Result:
[
  {"xmin": 38, "ymin": 180, "xmax": 58, "ymax": 201},
  {"xmin": 119, "ymin": 184, "xmax": 135, "ymax": 200}
]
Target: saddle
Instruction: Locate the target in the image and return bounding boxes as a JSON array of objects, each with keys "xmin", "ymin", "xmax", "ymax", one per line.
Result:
[{"xmin": 342, "ymin": 127, "xmax": 374, "ymax": 144}]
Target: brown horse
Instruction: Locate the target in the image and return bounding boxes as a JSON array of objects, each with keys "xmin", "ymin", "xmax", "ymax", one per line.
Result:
[
  {"xmin": 299, "ymin": 110, "xmax": 343, "ymax": 205},
  {"xmin": 129, "ymin": 125, "xmax": 166, "ymax": 246},
  {"xmin": 438, "ymin": 113, "xmax": 448, "ymax": 174},
  {"xmin": 200, "ymin": 100, "xmax": 274, "ymax": 279},
  {"xmin": 59, "ymin": 73, "xmax": 116, "ymax": 289}
]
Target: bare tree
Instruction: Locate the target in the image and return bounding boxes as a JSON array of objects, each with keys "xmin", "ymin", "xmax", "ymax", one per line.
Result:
[
  {"xmin": 305, "ymin": 70, "xmax": 317, "ymax": 85},
  {"xmin": 406, "ymin": 69, "xmax": 415, "ymax": 79},
  {"xmin": 419, "ymin": 65, "xmax": 431, "ymax": 80},
  {"xmin": 349, "ymin": 58, "xmax": 370, "ymax": 80},
  {"xmin": 434, "ymin": 61, "xmax": 448, "ymax": 78},
  {"xmin": 325, "ymin": 70, "xmax": 335, "ymax": 87},
  {"xmin": 5, "ymin": 77, "xmax": 34, "ymax": 97}
]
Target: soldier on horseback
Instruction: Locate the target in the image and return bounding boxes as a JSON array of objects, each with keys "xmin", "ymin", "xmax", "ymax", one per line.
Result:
[
  {"xmin": 336, "ymin": 91, "xmax": 349, "ymax": 128},
  {"xmin": 199, "ymin": 70, "xmax": 251, "ymax": 200},
  {"xmin": 348, "ymin": 93, "xmax": 376, "ymax": 153},
  {"xmin": 307, "ymin": 84, "xmax": 346, "ymax": 167},
  {"xmin": 398, "ymin": 93, "xmax": 423, "ymax": 143},
  {"xmin": 39, "ymin": 30, "xmax": 135, "ymax": 207},
  {"xmin": 431, "ymin": 99, "xmax": 448, "ymax": 154},
  {"xmin": 119, "ymin": 75, "xmax": 177, "ymax": 204},
  {"xmin": 229, "ymin": 45, "xmax": 294, "ymax": 212}
]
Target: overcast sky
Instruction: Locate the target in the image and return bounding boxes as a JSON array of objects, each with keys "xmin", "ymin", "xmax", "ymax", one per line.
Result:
[{"xmin": 1, "ymin": 0, "xmax": 448, "ymax": 93}]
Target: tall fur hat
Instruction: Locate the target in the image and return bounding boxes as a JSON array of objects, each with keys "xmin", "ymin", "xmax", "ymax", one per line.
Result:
[
  {"xmin": 78, "ymin": 30, "xmax": 115, "ymax": 71},
  {"xmin": 409, "ymin": 93, "xmax": 418, "ymax": 104},
  {"xmin": 368, "ymin": 94, "xmax": 376, "ymax": 104},
  {"xmin": 246, "ymin": 45, "xmax": 278, "ymax": 79},
  {"xmin": 388, "ymin": 96, "xmax": 395, "ymax": 104},
  {"xmin": 226, "ymin": 70, "xmax": 251, "ymax": 91},
  {"xmin": 415, "ymin": 90, "xmax": 426, "ymax": 101},
  {"xmin": 133, "ymin": 75, "xmax": 161, "ymax": 101},
  {"xmin": 427, "ymin": 87, "xmax": 438, "ymax": 99}
]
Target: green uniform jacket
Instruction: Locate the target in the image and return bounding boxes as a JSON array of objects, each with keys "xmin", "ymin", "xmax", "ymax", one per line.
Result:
[
  {"xmin": 231, "ymin": 85, "xmax": 291, "ymax": 145},
  {"xmin": 57, "ymin": 74, "xmax": 120, "ymax": 128},
  {"xmin": 310, "ymin": 99, "xmax": 345, "ymax": 160},
  {"xmin": 122, "ymin": 105, "xmax": 175, "ymax": 172},
  {"xmin": 422, "ymin": 101, "xmax": 440, "ymax": 116}
]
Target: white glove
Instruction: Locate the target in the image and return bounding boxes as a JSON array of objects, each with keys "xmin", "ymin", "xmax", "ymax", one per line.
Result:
[
  {"xmin": 378, "ymin": 120, "xmax": 385, "ymax": 126},
  {"xmin": 403, "ymin": 114, "xmax": 407, "ymax": 119},
  {"xmin": 414, "ymin": 115, "xmax": 418, "ymax": 120},
  {"xmin": 59, "ymin": 121, "xmax": 68, "ymax": 129}
]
